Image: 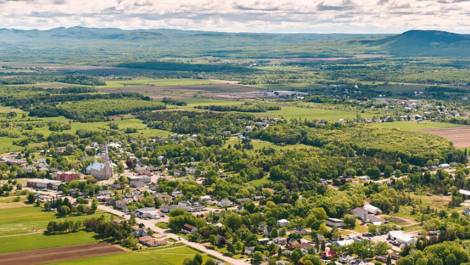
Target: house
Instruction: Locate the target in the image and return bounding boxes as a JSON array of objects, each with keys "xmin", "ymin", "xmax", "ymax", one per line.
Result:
[
  {"xmin": 327, "ymin": 217, "xmax": 346, "ymax": 228},
  {"xmin": 136, "ymin": 208, "xmax": 160, "ymax": 219},
  {"xmin": 245, "ymin": 246, "xmax": 255, "ymax": 255},
  {"xmin": 181, "ymin": 224, "xmax": 197, "ymax": 234},
  {"xmin": 334, "ymin": 239, "xmax": 355, "ymax": 247},
  {"xmin": 273, "ymin": 237, "xmax": 288, "ymax": 246},
  {"xmin": 26, "ymin": 179, "xmax": 62, "ymax": 190},
  {"xmin": 218, "ymin": 198, "xmax": 233, "ymax": 208},
  {"xmin": 388, "ymin": 231, "xmax": 417, "ymax": 246},
  {"xmin": 464, "ymin": 208, "xmax": 470, "ymax": 216},
  {"xmin": 138, "ymin": 236, "xmax": 167, "ymax": 247},
  {"xmin": 54, "ymin": 171, "xmax": 81, "ymax": 182},
  {"xmin": 277, "ymin": 219, "xmax": 290, "ymax": 227},
  {"xmin": 128, "ymin": 175, "xmax": 151, "ymax": 188}
]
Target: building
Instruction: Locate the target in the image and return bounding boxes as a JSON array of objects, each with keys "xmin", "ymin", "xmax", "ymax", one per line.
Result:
[
  {"xmin": 218, "ymin": 198, "xmax": 233, "ymax": 208},
  {"xmin": 86, "ymin": 146, "xmax": 113, "ymax": 180},
  {"xmin": 363, "ymin": 204, "xmax": 382, "ymax": 214},
  {"xmin": 136, "ymin": 208, "xmax": 160, "ymax": 219},
  {"xmin": 26, "ymin": 179, "xmax": 62, "ymax": 190},
  {"xmin": 128, "ymin": 175, "xmax": 151, "ymax": 188},
  {"xmin": 352, "ymin": 207, "xmax": 385, "ymax": 225},
  {"xmin": 277, "ymin": 219, "xmax": 290, "ymax": 227},
  {"xmin": 181, "ymin": 224, "xmax": 197, "ymax": 234},
  {"xmin": 138, "ymin": 236, "xmax": 167, "ymax": 247},
  {"xmin": 388, "ymin": 231, "xmax": 417, "ymax": 246},
  {"xmin": 54, "ymin": 171, "xmax": 81, "ymax": 182},
  {"xmin": 327, "ymin": 218, "xmax": 346, "ymax": 228}
]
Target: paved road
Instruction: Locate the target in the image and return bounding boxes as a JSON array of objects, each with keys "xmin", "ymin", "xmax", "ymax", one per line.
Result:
[{"xmin": 98, "ymin": 205, "xmax": 249, "ymax": 265}]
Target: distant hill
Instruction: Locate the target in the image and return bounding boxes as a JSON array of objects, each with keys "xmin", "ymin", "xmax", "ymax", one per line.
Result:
[{"xmin": 373, "ymin": 30, "xmax": 470, "ymax": 56}]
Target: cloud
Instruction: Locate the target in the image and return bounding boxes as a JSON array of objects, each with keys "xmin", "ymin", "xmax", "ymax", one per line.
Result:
[{"xmin": 0, "ymin": 0, "xmax": 468, "ymax": 33}]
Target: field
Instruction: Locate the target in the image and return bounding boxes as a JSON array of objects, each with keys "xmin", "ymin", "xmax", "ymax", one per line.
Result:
[
  {"xmin": 99, "ymin": 78, "xmax": 261, "ymax": 99},
  {"xmin": 0, "ymin": 243, "xmax": 124, "ymax": 265},
  {"xmin": 0, "ymin": 203, "xmax": 110, "ymax": 253},
  {"xmin": 102, "ymin": 78, "xmax": 226, "ymax": 88},
  {"xmin": 426, "ymin": 127, "xmax": 470, "ymax": 149},
  {"xmin": 46, "ymin": 245, "xmax": 213, "ymax": 265}
]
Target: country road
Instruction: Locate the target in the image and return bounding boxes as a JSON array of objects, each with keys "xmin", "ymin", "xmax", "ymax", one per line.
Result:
[{"xmin": 98, "ymin": 205, "xmax": 249, "ymax": 265}]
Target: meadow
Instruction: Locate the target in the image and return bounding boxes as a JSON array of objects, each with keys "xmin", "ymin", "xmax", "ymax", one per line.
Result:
[{"xmin": 46, "ymin": 245, "xmax": 212, "ymax": 265}]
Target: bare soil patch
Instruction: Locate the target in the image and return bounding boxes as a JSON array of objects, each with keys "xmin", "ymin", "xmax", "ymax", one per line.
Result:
[
  {"xmin": 426, "ymin": 127, "xmax": 470, "ymax": 148},
  {"xmin": 0, "ymin": 243, "xmax": 124, "ymax": 265}
]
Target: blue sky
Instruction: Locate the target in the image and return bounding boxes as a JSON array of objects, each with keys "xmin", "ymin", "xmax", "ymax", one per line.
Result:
[{"xmin": 0, "ymin": 0, "xmax": 469, "ymax": 33}]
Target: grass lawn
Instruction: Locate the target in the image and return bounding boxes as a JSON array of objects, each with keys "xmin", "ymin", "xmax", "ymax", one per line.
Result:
[
  {"xmin": 0, "ymin": 231, "xmax": 99, "ymax": 254},
  {"xmin": 46, "ymin": 245, "xmax": 213, "ymax": 265}
]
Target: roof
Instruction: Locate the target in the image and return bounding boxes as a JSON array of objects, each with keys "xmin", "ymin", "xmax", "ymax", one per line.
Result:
[
  {"xmin": 459, "ymin": 189, "xmax": 470, "ymax": 196},
  {"xmin": 87, "ymin": 162, "xmax": 105, "ymax": 171},
  {"xmin": 364, "ymin": 204, "xmax": 381, "ymax": 213},
  {"xmin": 136, "ymin": 207, "xmax": 157, "ymax": 213}
]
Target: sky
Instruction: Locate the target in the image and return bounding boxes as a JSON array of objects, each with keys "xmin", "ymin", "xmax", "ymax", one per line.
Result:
[{"xmin": 0, "ymin": 0, "xmax": 469, "ymax": 33}]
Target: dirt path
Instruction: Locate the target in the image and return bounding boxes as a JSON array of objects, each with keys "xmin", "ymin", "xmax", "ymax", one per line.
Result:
[{"xmin": 0, "ymin": 243, "xmax": 124, "ymax": 265}]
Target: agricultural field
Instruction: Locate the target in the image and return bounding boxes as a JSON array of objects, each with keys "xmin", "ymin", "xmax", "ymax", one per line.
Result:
[
  {"xmin": 0, "ymin": 202, "xmax": 110, "ymax": 254},
  {"xmin": 101, "ymin": 78, "xmax": 226, "ymax": 88},
  {"xmin": 46, "ymin": 245, "xmax": 212, "ymax": 265}
]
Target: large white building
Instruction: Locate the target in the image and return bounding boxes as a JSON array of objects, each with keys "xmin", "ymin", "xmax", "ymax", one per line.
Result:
[{"xmin": 86, "ymin": 146, "xmax": 113, "ymax": 180}]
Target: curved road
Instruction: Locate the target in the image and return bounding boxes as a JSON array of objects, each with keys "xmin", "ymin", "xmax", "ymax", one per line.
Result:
[{"xmin": 98, "ymin": 205, "xmax": 249, "ymax": 265}]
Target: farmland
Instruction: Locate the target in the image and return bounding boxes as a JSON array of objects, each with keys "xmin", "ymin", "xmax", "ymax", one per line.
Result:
[
  {"xmin": 46, "ymin": 245, "xmax": 212, "ymax": 265},
  {"xmin": 0, "ymin": 202, "xmax": 110, "ymax": 254}
]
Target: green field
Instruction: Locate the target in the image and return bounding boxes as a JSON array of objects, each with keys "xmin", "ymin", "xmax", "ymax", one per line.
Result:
[
  {"xmin": 0, "ymin": 231, "xmax": 99, "ymax": 254},
  {"xmin": 46, "ymin": 245, "xmax": 213, "ymax": 265},
  {"xmin": 0, "ymin": 204, "xmax": 111, "ymax": 253},
  {"xmin": 102, "ymin": 78, "xmax": 225, "ymax": 88}
]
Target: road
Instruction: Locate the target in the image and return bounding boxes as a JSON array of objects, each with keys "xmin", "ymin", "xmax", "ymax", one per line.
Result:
[{"xmin": 98, "ymin": 205, "xmax": 249, "ymax": 265}]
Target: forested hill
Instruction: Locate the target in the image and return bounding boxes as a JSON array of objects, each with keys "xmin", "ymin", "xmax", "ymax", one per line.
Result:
[{"xmin": 371, "ymin": 30, "xmax": 470, "ymax": 57}]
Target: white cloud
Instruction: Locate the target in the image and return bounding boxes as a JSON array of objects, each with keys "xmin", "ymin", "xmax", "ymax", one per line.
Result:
[{"xmin": 0, "ymin": 0, "xmax": 468, "ymax": 33}]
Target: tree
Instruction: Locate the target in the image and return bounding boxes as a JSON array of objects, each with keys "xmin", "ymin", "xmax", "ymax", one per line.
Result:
[
  {"xmin": 343, "ymin": 214, "xmax": 356, "ymax": 229},
  {"xmin": 205, "ymin": 258, "xmax": 217, "ymax": 265},
  {"xmin": 27, "ymin": 193, "xmax": 35, "ymax": 204},
  {"xmin": 251, "ymin": 251, "xmax": 263, "ymax": 265},
  {"xmin": 58, "ymin": 205, "xmax": 71, "ymax": 217}
]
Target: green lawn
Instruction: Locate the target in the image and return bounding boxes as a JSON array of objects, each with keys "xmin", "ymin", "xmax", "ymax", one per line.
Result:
[
  {"xmin": 46, "ymin": 245, "xmax": 213, "ymax": 265},
  {"xmin": 0, "ymin": 231, "xmax": 99, "ymax": 254}
]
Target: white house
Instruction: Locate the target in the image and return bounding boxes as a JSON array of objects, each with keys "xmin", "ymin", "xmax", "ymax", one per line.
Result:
[
  {"xmin": 277, "ymin": 219, "xmax": 290, "ymax": 227},
  {"xmin": 136, "ymin": 208, "xmax": 160, "ymax": 219},
  {"xmin": 218, "ymin": 198, "xmax": 233, "ymax": 208}
]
